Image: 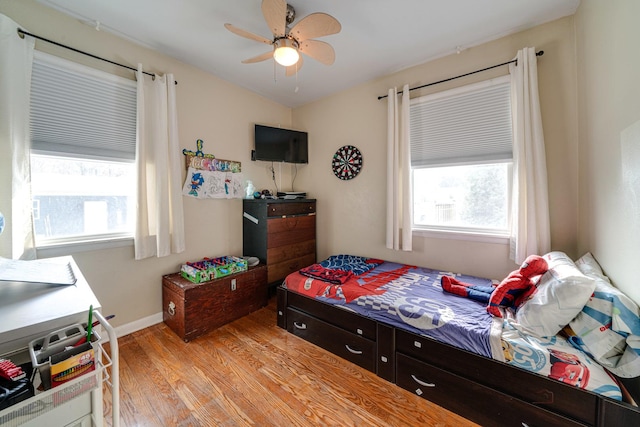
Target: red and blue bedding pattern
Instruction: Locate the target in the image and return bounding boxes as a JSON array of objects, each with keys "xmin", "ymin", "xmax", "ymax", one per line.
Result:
[
  {"xmin": 288, "ymin": 256, "xmax": 502, "ymax": 358},
  {"xmin": 284, "ymin": 255, "xmax": 622, "ymax": 400}
]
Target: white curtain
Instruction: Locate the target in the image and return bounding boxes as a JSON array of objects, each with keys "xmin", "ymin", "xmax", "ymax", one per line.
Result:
[
  {"xmin": 509, "ymin": 47, "xmax": 551, "ymax": 263},
  {"xmin": 386, "ymin": 84, "xmax": 412, "ymax": 251},
  {"xmin": 135, "ymin": 65, "xmax": 185, "ymax": 260},
  {"xmin": 0, "ymin": 14, "xmax": 36, "ymax": 260}
]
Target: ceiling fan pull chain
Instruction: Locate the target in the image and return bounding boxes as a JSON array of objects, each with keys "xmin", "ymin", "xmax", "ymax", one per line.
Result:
[{"xmin": 273, "ymin": 58, "xmax": 277, "ymax": 84}]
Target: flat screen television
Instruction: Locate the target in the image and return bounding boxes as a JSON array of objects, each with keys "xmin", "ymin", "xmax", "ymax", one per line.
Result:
[{"xmin": 253, "ymin": 124, "xmax": 308, "ymax": 164}]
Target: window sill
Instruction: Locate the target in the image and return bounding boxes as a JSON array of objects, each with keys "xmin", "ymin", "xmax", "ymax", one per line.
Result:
[
  {"xmin": 412, "ymin": 228, "xmax": 509, "ymax": 245},
  {"xmin": 36, "ymin": 236, "xmax": 133, "ymax": 258}
]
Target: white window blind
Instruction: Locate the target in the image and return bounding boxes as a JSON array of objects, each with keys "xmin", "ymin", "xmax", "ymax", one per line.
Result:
[
  {"xmin": 410, "ymin": 76, "xmax": 512, "ymax": 167},
  {"xmin": 30, "ymin": 51, "xmax": 137, "ymax": 160}
]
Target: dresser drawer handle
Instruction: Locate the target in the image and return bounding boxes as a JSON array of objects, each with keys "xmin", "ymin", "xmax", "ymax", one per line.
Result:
[
  {"xmin": 345, "ymin": 345, "xmax": 363, "ymax": 355},
  {"xmin": 293, "ymin": 322, "xmax": 307, "ymax": 330},
  {"xmin": 411, "ymin": 374, "xmax": 435, "ymax": 387},
  {"xmin": 289, "ymin": 264, "xmax": 299, "ymax": 272}
]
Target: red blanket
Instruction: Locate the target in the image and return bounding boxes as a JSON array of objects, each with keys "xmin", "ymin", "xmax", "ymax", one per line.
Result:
[{"xmin": 284, "ymin": 264, "xmax": 415, "ymax": 303}]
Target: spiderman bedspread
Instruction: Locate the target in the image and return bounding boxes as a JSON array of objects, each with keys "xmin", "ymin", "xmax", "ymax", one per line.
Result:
[{"xmin": 285, "ymin": 256, "xmax": 503, "ymax": 358}]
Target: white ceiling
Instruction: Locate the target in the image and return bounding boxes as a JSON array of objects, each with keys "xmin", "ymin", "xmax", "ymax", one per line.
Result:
[{"xmin": 37, "ymin": 0, "xmax": 580, "ymax": 108}]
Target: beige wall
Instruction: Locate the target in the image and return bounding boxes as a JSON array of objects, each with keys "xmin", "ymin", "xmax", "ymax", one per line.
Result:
[
  {"xmin": 575, "ymin": 0, "xmax": 640, "ymax": 304},
  {"xmin": 293, "ymin": 17, "xmax": 578, "ymax": 281},
  {"xmin": 0, "ymin": 0, "xmax": 292, "ymax": 328}
]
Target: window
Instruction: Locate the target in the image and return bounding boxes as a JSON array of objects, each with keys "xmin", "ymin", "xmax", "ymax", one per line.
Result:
[
  {"xmin": 410, "ymin": 76, "xmax": 512, "ymax": 236},
  {"xmin": 29, "ymin": 52, "xmax": 137, "ymax": 246}
]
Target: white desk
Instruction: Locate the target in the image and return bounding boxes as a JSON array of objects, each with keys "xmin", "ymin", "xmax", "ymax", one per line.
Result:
[{"xmin": 0, "ymin": 256, "xmax": 100, "ymax": 356}]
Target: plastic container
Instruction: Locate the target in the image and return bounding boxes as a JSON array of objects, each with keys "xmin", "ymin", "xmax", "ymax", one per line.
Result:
[
  {"xmin": 245, "ymin": 180, "xmax": 255, "ymax": 199},
  {"xmin": 28, "ymin": 324, "xmax": 100, "ymax": 391}
]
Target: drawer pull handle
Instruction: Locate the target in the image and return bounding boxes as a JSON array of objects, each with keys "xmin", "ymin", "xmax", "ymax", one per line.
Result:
[
  {"xmin": 411, "ymin": 374, "xmax": 435, "ymax": 387},
  {"xmin": 532, "ymin": 390, "xmax": 554, "ymax": 405},
  {"xmin": 293, "ymin": 322, "xmax": 307, "ymax": 330},
  {"xmin": 345, "ymin": 345, "xmax": 363, "ymax": 355},
  {"xmin": 168, "ymin": 301, "xmax": 176, "ymax": 316}
]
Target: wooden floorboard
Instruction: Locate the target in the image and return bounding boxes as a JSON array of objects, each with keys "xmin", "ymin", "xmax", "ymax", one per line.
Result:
[{"xmin": 103, "ymin": 298, "xmax": 479, "ymax": 427}]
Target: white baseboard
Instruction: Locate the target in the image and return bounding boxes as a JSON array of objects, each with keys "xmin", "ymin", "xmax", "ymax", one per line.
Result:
[{"xmin": 102, "ymin": 312, "xmax": 163, "ymax": 342}]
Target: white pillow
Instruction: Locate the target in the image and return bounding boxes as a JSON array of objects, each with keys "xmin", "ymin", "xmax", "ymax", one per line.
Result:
[
  {"xmin": 575, "ymin": 251, "xmax": 611, "ymax": 282},
  {"xmin": 514, "ymin": 251, "xmax": 595, "ymax": 338}
]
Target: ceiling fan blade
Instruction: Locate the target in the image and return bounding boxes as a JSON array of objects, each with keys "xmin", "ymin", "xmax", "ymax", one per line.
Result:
[
  {"xmin": 224, "ymin": 23, "xmax": 272, "ymax": 45},
  {"xmin": 289, "ymin": 13, "xmax": 341, "ymax": 41},
  {"xmin": 285, "ymin": 55, "xmax": 303, "ymax": 77},
  {"xmin": 242, "ymin": 51, "xmax": 274, "ymax": 64},
  {"xmin": 262, "ymin": 0, "xmax": 287, "ymax": 38},
  {"xmin": 299, "ymin": 39, "xmax": 335, "ymax": 65}
]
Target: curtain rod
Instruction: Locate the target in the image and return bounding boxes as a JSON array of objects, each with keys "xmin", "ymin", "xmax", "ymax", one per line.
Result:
[
  {"xmin": 17, "ymin": 28, "xmax": 178, "ymax": 85},
  {"xmin": 377, "ymin": 50, "xmax": 543, "ymax": 100}
]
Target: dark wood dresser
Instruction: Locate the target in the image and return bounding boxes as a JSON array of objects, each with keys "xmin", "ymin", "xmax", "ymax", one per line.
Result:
[
  {"xmin": 162, "ymin": 265, "xmax": 267, "ymax": 342},
  {"xmin": 242, "ymin": 198, "xmax": 316, "ymax": 286}
]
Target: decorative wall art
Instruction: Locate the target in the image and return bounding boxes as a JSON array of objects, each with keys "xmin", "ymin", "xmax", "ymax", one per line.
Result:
[{"xmin": 181, "ymin": 139, "xmax": 243, "ymax": 199}]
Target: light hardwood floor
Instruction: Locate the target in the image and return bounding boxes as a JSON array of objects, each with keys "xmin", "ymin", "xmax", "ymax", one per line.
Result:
[{"xmin": 103, "ymin": 298, "xmax": 479, "ymax": 427}]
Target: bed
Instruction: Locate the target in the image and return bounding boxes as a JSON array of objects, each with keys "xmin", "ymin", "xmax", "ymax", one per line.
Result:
[{"xmin": 276, "ymin": 253, "xmax": 640, "ymax": 427}]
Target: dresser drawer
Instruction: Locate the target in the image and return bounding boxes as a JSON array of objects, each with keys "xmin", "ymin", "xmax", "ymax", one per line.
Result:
[
  {"xmin": 396, "ymin": 353, "xmax": 587, "ymax": 427},
  {"xmin": 267, "ymin": 215, "xmax": 315, "ymax": 248},
  {"xmin": 287, "ymin": 307, "xmax": 376, "ymax": 372},
  {"xmin": 267, "ymin": 202, "xmax": 315, "ymax": 217},
  {"xmin": 268, "ymin": 253, "xmax": 316, "ymax": 284},
  {"xmin": 286, "ymin": 290, "xmax": 377, "ymax": 340},
  {"xmin": 267, "ymin": 240, "xmax": 315, "ymax": 264},
  {"xmin": 395, "ymin": 329, "xmax": 597, "ymax": 425}
]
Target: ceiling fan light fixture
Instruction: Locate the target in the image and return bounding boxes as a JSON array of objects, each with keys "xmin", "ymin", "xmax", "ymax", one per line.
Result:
[{"xmin": 273, "ymin": 38, "xmax": 299, "ymax": 66}]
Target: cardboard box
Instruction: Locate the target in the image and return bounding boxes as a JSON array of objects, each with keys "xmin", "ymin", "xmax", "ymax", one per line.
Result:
[{"xmin": 49, "ymin": 342, "xmax": 95, "ymax": 388}]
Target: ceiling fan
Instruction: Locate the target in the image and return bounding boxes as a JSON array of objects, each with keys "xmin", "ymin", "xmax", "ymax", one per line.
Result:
[{"xmin": 224, "ymin": 0, "xmax": 341, "ymax": 76}]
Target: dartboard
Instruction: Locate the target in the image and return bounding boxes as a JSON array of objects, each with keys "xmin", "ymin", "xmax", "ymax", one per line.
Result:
[{"xmin": 332, "ymin": 145, "xmax": 363, "ymax": 180}]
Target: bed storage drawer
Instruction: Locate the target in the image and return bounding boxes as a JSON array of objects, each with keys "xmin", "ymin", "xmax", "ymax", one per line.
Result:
[
  {"xmin": 287, "ymin": 307, "xmax": 376, "ymax": 372},
  {"xmin": 396, "ymin": 353, "xmax": 587, "ymax": 427},
  {"xmin": 396, "ymin": 329, "xmax": 597, "ymax": 426},
  {"xmin": 286, "ymin": 291, "xmax": 377, "ymax": 340},
  {"xmin": 599, "ymin": 397, "xmax": 640, "ymax": 426}
]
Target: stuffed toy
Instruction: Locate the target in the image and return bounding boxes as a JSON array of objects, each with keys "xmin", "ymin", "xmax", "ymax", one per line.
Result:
[{"xmin": 441, "ymin": 254, "xmax": 548, "ymax": 317}]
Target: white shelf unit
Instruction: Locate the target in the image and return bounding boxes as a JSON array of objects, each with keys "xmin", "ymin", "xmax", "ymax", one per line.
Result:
[{"xmin": 0, "ymin": 257, "xmax": 119, "ymax": 427}]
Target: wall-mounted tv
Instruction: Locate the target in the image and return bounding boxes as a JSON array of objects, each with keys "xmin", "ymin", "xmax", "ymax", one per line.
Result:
[{"xmin": 253, "ymin": 124, "xmax": 308, "ymax": 164}]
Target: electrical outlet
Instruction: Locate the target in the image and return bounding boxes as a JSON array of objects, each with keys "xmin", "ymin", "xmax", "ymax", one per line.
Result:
[{"xmin": 231, "ymin": 278, "xmax": 237, "ymax": 291}]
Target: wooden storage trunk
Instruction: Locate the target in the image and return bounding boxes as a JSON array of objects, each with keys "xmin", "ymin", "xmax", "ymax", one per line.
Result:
[{"xmin": 162, "ymin": 265, "xmax": 267, "ymax": 342}]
